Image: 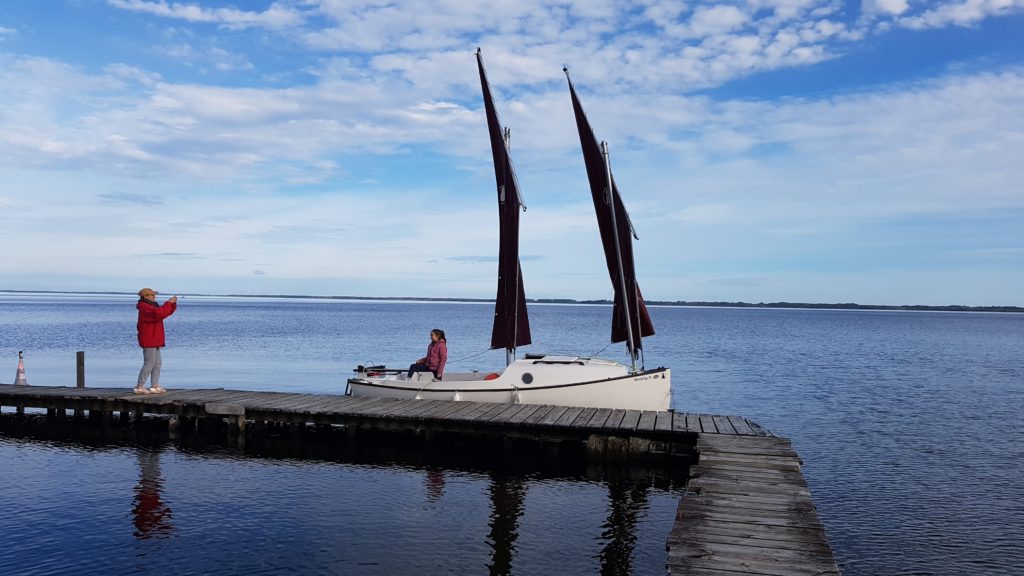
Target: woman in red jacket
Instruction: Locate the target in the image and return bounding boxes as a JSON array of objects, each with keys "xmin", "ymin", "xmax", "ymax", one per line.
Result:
[
  {"xmin": 407, "ymin": 328, "xmax": 447, "ymax": 380},
  {"xmin": 135, "ymin": 288, "xmax": 177, "ymax": 394}
]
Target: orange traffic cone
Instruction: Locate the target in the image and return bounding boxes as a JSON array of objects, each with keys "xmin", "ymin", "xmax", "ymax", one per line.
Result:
[{"xmin": 14, "ymin": 351, "xmax": 29, "ymax": 385}]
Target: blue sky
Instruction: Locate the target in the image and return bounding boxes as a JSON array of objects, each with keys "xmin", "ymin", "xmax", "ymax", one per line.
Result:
[{"xmin": 1, "ymin": 0, "xmax": 1022, "ymax": 306}]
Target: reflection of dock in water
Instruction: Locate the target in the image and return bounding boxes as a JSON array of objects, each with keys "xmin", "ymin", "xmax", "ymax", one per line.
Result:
[
  {"xmin": 0, "ymin": 384, "xmax": 839, "ymax": 574},
  {"xmin": 485, "ymin": 472, "xmax": 524, "ymax": 576}
]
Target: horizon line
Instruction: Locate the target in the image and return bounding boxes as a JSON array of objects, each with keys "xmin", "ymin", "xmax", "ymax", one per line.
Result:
[{"xmin": 1, "ymin": 289, "xmax": 1021, "ymax": 312}]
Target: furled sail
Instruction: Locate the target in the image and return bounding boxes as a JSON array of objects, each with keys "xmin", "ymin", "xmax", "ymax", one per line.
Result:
[
  {"xmin": 477, "ymin": 49, "xmax": 532, "ymax": 351},
  {"xmin": 565, "ymin": 70, "xmax": 655, "ymax": 352}
]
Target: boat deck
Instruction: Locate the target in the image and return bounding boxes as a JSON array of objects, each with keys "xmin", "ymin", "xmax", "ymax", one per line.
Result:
[{"xmin": 0, "ymin": 384, "xmax": 839, "ymax": 574}]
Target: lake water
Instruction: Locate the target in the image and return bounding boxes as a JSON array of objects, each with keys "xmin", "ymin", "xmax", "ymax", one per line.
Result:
[{"xmin": 2, "ymin": 293, "xmax": 1023, "ymax": 575}]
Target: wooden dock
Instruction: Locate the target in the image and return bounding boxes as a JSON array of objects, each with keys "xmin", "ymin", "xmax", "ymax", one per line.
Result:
[
  {"xmin": 0, "ymin": 383, "xmax": 839, "ymax": 574},
  {"xmin": 668, "ymin": 433, "xmax": 841, "ymax": 575}
]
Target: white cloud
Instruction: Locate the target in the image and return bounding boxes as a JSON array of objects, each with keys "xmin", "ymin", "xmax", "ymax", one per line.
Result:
[
  {"xmin": 863, "ymin": 0, "xmax": 911, "ymax": 17},
  {"xmin": 104, "ymin": 63, "xmax": 162, "ymax": 86},
  {"xmin": 671, "ymin": 5, "xmax": 751, "ymax": 39},
  {"xmin": 887, "ymin": 0, "xmax": 1024, "ymax": 29},
  {"xmin": 107, "ymin": 0, "xmax": 305, "ymax": 29}
]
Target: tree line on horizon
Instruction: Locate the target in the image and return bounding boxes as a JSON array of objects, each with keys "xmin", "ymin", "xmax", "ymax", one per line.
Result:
[{"xmin": 3, "ymin": 290, "xmax": 1021, "ymax": 313}]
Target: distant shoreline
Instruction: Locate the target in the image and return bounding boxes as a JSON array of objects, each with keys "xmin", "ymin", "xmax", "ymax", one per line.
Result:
[{"xmin": 2, "ymin": 289, "xmax": 1021, "ymax": 313}]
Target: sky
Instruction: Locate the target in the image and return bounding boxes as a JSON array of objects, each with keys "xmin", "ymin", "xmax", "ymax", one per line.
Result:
[{"xmin": 1, "ymin": 1, "xmax": 1022, "ymax": 306}]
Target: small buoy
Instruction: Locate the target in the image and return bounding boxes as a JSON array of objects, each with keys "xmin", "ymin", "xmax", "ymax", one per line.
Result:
[
  {"xmin": 512, "ymin": 391, "xmax": 521, "ymax": 404},
  {"xmin": 453, "ymin": 391, "xmax": 462, "ymax": 402},
  {"xmin": 14, "ymin": 351, "xmax": 28, "ymax": 386},
  {"xmin": 414, "ymin": 393, "xmax": 422, "ymax": 400}
]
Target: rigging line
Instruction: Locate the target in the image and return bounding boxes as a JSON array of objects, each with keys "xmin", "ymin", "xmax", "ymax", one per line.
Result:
[
  {"xmin": 447, "ymin": 347, "xmax": 495, "ymax": 365},
  {"xmin": 589, "ymin": 341, "xmax": 614, "ymax": 358}
]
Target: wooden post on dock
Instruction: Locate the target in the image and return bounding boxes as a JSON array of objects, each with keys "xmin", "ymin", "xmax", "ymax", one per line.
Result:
[{"xmin": 76, "ymin": 351, "xmax": 85, "ymax": 388}]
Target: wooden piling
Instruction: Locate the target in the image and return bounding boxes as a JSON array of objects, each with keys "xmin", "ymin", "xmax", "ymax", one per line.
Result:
[{"xmin": 76, "ymin": 351, "xmax": 85, "ymax": 388}]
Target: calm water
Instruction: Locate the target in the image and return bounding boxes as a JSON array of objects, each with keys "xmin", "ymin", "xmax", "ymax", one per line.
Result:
[{"xmin": 2, "ymin": 293, "xmax": 1023, "ymax": 575}]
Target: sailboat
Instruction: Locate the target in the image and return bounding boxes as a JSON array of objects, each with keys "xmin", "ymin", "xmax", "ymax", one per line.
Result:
[{"xmin": 346, "ymin": 52, "xmax": 670, "ymax": 411}]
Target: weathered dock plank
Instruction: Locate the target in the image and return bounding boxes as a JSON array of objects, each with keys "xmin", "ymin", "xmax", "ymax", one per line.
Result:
[
  {"xmin": 326, "ymin": 396, "xmax": 385, "ymax": 415},
  {"xmin": 673, "ymin": 413, "xmax": 694, "ymax": 433},
  {"xmin": 486, "ymin": 402, "xmax": 529, "ymax": 424},
  {"xmin": 437, "ymin": 400, "xmax": 490, "ymax": 422},
  {"xmin": 698, "ymin": 413, "xmax": 718, "ymax": 433},
  {"xmin": 685, "ymin": 412, "xmax": 701, "ymax": 431},
  {"xmin": 668, "ymin": 434, "xmax": 839, "ymax": 576},
  {"xmin": 617, "ymin": 409, "xmax": 642, "ymax": 432},
  {"xmin": 520, "ymin": 404, "xmax": 560, "ymax": 426},
  {"xmin": 653, "ymin": 411, "xmax": 673, "ymax": 432},
  {"xmin": 585, "ymin": 407, "xmax": 613, "ymax": 428},
  {"xmin": 471, "ymin": 401, "xmax": 513, "ymax": 422},
  {"xmin": 506, "ymin": 403, "xmax": 544, "ymax": 424},
  {"xmin": 712, "ymin": 415, "xmax": 738, "ymax": 435},
  {"xmin": 602, "ymin": 408, "xmax": 627, "ymax": 430},
  {"xmin": 552, "ymin": 406, "xmax": 584, "ymax": 427},
  {"xmin": 726, "ymin": 415, "xmax": 756, "ymax": 436},
  {"xmin": 233, "ymin": 392, "xmax": 303, "ymax": 410},
  {"xmin": 570, "ymin": 407, "xmax": 598, "ymax": 427},
  {"xmin": 453, "ymin": 400, "xmax": 503, "ymax": 422},
  {"xmin": 429, "ymin": 400, "xmax": 475, "ymax": 421},
  {"xmin": 389, "ymin": 398, "xmax": 444, "ymax": 418}
]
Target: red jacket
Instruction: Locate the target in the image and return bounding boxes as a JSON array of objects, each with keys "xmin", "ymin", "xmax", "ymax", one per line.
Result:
[
  {"xmin": 137, "ymin": 299, "xmax": 177, "ymax": 348},
  {"xmin": 420, "ymin": 340, "xmax": 447, "ymax": 378}
]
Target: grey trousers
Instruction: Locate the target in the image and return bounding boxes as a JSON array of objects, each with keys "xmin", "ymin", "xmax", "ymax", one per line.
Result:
[{"xmin": 137, "ymin": 347, "xmax": 162, "ymax": 387}]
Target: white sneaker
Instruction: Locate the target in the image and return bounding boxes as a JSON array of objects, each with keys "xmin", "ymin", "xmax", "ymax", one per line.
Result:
[
  {"xmin": 149, "ymin": 385, "xmax": 166, "ymax": 394},
  {"xmin": 133, "ymin": 386, "xmax": 151, "ymax": 395}
]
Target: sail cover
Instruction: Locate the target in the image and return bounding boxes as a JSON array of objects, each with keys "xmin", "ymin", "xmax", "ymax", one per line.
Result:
[
  {"xmin": 477, "ymin": 50, "xmax": 532, "ymax": 350},
  {"xmin": 565, "ymin": 71, "xmax": 655, "ymax": 349}
]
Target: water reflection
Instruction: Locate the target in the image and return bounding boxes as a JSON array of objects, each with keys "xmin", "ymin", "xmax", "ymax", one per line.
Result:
[
  {"xmin": 598, "ymin": 480, "xmax": 650, "ymax": 576},
  {"xmin": 486, "ymin": 473, "xmax": 525, "ymax": 576},
  {"xmin": 131, "ymin": 448, "xmax": 173, "ymax": 540},
  {"xmin": 1, "ymin": 415, "xmax": 689, "ymax": 575},
  {"xmin": 424, "ymin": 469, "xmax": 446, "ymax": 503}
]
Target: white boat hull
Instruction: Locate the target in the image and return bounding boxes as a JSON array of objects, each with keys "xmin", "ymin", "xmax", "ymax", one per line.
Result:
[{"xmin": 347, "ymin": 356, "xmax": 671, "ymax": 411}]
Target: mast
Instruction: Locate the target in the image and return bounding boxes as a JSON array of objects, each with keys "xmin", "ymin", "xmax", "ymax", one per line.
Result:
[
  {"xmin": 503, "ymin": 126, "xmax": 517, "ymax": 367},
  {"xmin": 601, "ymin": 140, "xmax": 637, "ymax": 371},
  {"xmin": 477, "ymin": 48, "xmax": 532, "ymax": 365},
  {"xmin": 564, "ymin": 68, "xmax": 655, "ymax": 368}
]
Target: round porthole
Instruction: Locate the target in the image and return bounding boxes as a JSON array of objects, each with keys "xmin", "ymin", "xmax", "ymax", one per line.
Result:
[{"xmin": 521, "ymin": 373, "xmax": 534, "ymax": 384}]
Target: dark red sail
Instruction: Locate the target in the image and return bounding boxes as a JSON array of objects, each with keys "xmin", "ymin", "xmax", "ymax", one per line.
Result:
[
  {"xmin": 565, "ymin": 71, "xmax": 655, "ymax": 350},
  {"xmin": 477, "ymin": 49, "xmax": 531, "ymax": 351}
]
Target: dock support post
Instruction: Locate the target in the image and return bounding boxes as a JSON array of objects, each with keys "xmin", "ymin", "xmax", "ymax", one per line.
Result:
[
  {"xmin": 204, "ymin": 403, "xmax": 246, "ymax": 443},
  {"xmin": 234, "ymin": 415, "xmax": 246, "ymax": 449},
  {"xmin": 76, "ymin": 351, "xmax": 85, "ymax": 388}
]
